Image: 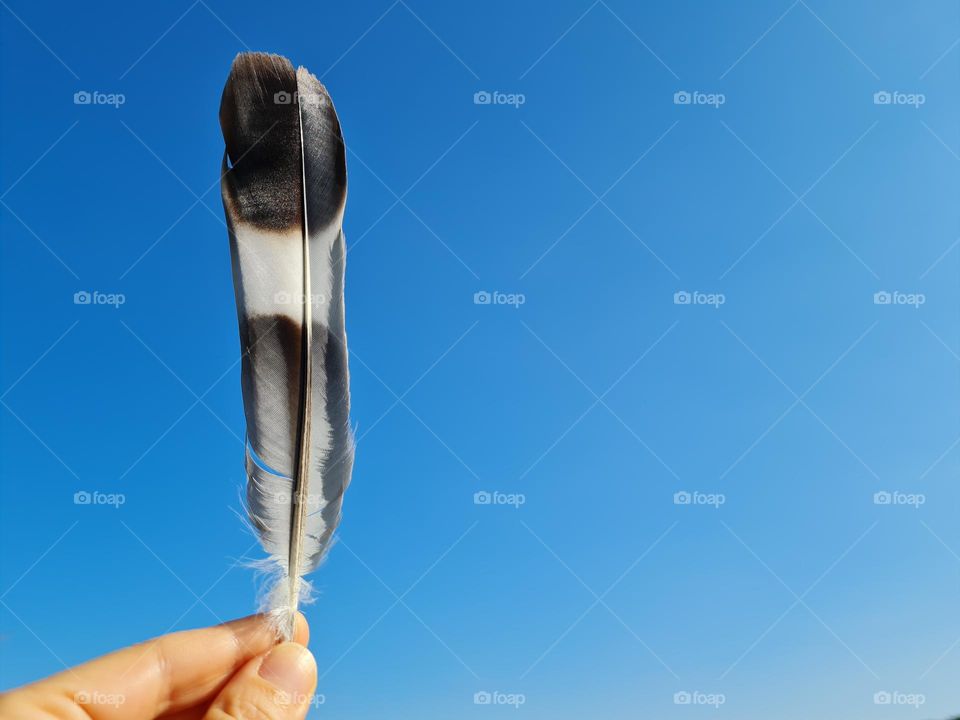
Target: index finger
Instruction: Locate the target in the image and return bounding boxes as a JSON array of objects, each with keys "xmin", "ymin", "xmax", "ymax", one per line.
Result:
[{"xmin": 6, "ymin": 612, "xmax": 308, "ymax": 719}]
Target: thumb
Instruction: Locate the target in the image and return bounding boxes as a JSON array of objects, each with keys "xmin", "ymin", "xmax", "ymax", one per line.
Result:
[{"xmin": 204, "ymin": 641, "xmax": 318, "ymax": 720}]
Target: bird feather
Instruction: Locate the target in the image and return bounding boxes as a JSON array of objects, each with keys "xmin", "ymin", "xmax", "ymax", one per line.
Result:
[{"xmin": 219, "ymin": 52, "xmax": 353, "ymax": 639}]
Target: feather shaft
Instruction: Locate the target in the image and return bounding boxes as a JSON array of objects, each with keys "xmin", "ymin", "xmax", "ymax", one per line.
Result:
[{"xmin": 287, "ymin": 92, "xmax": 313, "ymax": 631}]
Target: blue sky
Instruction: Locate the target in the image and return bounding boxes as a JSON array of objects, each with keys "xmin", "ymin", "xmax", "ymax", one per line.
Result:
[{"xmin": 1, "ymin": 0, "xmax": 959, "ymax": 717}]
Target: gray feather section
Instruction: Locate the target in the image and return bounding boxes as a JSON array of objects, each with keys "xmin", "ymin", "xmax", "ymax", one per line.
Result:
[
  {"xmin": 245, "ymin": 448, "xmax": 324, "ymax": 573},
  {"xmin": 299, "ymin": 66, "xmax": 352, "ymax": 575}
]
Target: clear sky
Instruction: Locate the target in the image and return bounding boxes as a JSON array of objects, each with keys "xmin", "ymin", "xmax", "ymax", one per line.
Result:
[{"xmin": 1, "ymin": 1, "xmax": 959, "ymax": 718}]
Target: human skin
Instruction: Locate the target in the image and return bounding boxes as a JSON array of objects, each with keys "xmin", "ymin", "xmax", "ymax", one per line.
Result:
[{"xmin": 0, "ymin": 613, "xmax": 317, "ymax": 720}]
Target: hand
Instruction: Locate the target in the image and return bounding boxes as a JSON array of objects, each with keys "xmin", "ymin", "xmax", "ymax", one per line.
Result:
[{"xmin": 0, "ymin": 613, "xmax": 318, "ymax": 719}]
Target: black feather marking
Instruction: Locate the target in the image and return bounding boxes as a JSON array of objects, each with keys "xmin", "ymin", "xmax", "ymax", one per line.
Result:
[
  {"xmin": 242, "ymin": 314, "xmax": 303, "ymax": 474},
  {"xmin": 220, "ymin": 53, "xmax": 303, "ymax": 231}
]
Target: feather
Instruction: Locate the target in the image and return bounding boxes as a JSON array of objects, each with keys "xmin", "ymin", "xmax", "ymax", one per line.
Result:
[{"xmin": 219, "ymin": 52, "xmax": 353, "ymax": 640}]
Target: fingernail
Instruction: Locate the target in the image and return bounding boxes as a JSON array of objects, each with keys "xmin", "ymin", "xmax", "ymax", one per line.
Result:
[{"xmin": 258, "ymin": 642, "xmax": 316, "ymax": 697}]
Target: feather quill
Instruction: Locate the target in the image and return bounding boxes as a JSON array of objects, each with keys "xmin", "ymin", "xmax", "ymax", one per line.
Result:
[{"xmin": 219, "ymin": 52, "xmax": 353, "ymax": 639}]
